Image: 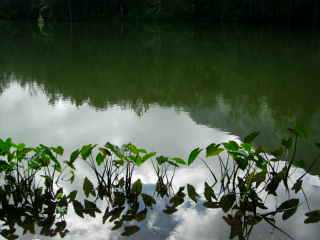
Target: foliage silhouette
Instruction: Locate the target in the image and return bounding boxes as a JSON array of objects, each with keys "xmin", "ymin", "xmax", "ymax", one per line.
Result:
[{"xmin": 0, "ymin": 128, "xmax": 319, "ymax": 239}]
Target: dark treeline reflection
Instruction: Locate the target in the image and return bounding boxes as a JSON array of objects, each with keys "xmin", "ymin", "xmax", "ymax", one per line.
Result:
[
  {"xmin": 0, "ymin": 22, "xmax": 320, "ymax": 171},
  {"xmin": 0, "ymin": 0, "xmax": 320, "ymax": 23}
]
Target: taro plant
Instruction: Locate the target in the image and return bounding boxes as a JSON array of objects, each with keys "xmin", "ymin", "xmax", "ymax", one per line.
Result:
[
  {"xmin": 179, "ymin": 129, "xmax": 320, "ymax": 240},
  {"xmin": 67, "ymin": 142, "xmax": 158, "ymax": 236},
  {"xmin": 0, "ymin": 138, "xmax": 74, "ymax": 239},
  {"xmin": 152, "ymin": 155, "xmax": 186, "ymax": 198},
  {"xmin": 0, "ymin": 128, "xmax": 319, "ymax": 239}
]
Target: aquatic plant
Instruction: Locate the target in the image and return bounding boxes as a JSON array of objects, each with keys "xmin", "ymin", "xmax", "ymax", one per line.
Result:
[{"xmin": 0, "ymin": 129, "xmax": 319, "ymax": 239}]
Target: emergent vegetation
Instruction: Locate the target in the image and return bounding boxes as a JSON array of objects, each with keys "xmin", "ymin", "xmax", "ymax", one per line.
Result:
[{"xmin": 0, "ymin": 128, "xmax": 319, "ymax": 239}]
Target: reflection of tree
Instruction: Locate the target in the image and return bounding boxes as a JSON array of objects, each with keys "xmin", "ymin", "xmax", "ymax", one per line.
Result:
[{"xmin": 0, "ymin": 22, "xmax": 319, "ymax": 166}]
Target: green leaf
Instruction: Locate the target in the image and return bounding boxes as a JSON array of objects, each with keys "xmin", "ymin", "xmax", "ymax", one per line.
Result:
[
  {"xmin": 169, "ymin": 187, "xmax": 185, "ymax": 207},
  {"xmin": 0, "ymin": 160, "xmax": 11, "ymax": 172},
  {"xmin": 84, "ymin": 200, "xmax": 101, "ymax": 217},
  {"xmin": 234, "ymin": 156, "xmax": 248, "ymax": 170},
  {"xmin": 305, "ymin": 210, "xmax": 320, "ymax": 224},
  {"xmin": 163, "ymin": 206, "xmax": 178, "ymax": 215},
  {"xmin": 52, "ymin": 146, "xmax": 64, "ymax": 156},
  {"xmin": 126, "ymin": 143, "xmax": 139, "ymax": 154},
  {"xmin": 73, "ymin": 200, "xmax": 84, "ymax": 218},
  {"xmin": 69, "ymin": 170, "xmax": 75, "ymax": 183},
  {"xmin": 223, "ymin": 141, "xmax": 239, "ymax": 152},
  {"xmin": 80, "ymin": 144, "xmax": 96, "ymax": 160},
  {"xmin": 121, "ymin": 225, "xmax": 140, "ymax": 236},
  {"xmin": 220, "ymin": 193, "xmax": 236, "ymax": 212},
  {"xmin": 111, "ymin": 220, "xmax": 123, "ymax": 230},
  {"xmin": 83, "ymin": 177, "xmax": 96, "ymax": 198},
  {"xmin": 67, "ymin": 190, "xmax": 77, "ymax": 202},
  {"xmin": 244, "ymin": 132, "xmax": 260, "ymax": 144},
  {"xmin": 316, "ymin": 142, "xmax": 320, "ymax": 149},
  {"xmin": 28, "ymin": 159, "xmax": 42, "ymax": 170},
  {"xmin": 54, "ymin": 162, "xmax": 62, "ymax": 172},
  {"xmin": 132, "ymin": 179, "xmax": 142, "ymax": 195},
  {"xmin": 99, "ymin": 147, "xmax": 111, "ymax": 156},
  {"xmin": 168, "ymin": 160, "xmax": 179, "ymax": 167},
  {"xmin": 156, "ymin": 156, "xmax": 168, "ymax": 165},
  {"xmin": 252, "ymin": 171, "xmax": 266, "ymax": 188},
  {"xmin": 55, "ymin": 191, "xmax": 64, "ymax": 201},
  {"xmin": 70, "ymin": 149, "xmax": 80, "ymax": 164},
  {"xmin": 142, "ymin": 193, "xmax": 156, "ymax": 207},
  {"xmin": 171, "ymin": 157, "xmax": 186, "ymax": 165},
  {"xmin": 170, "ymin": 195, "xmax": 184, "ymax": 207},
  {"xmin": 96, "ymin": 152, "xmax": 105, "ymax": 166},
  {"xmin": 139, "ymin": 152, "xmax": 156, "ymax": 166},
  {"xmin": 187, "ymin": 184, "xmax": 199, "ymax": 203},
  {"xmin": 277, "ymin": 199, "xmax": 299, "ymax": 220},
  {"xmin": 206, "ymin": 144, "xmax": 224, "ymax": 157},
  {"xmin": 204, "ymin": 182, "xmax": 216, "ymax": 201},
  {"xmin": 283, "ymin": 207, "xmax": 298, "ymax": 220},
  {"xmin": 105, "ymin": 142, "xmax": 126, "ymax": 161},
  {"xmin": 266, "ymin": 173, "xmax": 282, "ymax": 196},
  {"xmin": 292, "ymin": 179, "xmax": 303, "ymax": 193},
  {"xmin": 277, "ymin": 199, "xmax": 299, "ymax": 212},
  {"xmin": 188, "ymin": 147, "xmax": 202, "ymax": 166},
  {"xmin": 109, "ymin": 207, "xmax": 125, "ymax": 222},
  {"xmin": 0, "ymin": 138, "xmax": 12, "ymax": 155}
]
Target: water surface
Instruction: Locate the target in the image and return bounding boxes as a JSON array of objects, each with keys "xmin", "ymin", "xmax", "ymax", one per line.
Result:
[{"xmin": 0, "ymin": 22, "xmax": 320, "ymax": 239}]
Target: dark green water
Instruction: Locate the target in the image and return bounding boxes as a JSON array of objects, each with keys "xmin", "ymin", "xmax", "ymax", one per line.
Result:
[{"xmin": 0, "ymin": 22, "xmax": 320, "ymax": 239}]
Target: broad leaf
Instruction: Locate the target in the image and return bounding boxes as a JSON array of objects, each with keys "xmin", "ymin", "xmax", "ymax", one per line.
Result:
[
  {"xmin": 292, "ymin": 179, "xmax": 303, "ymax": 193},
  {"xmin": 163, "ymin": 206, "xmax": 178, "ymax": 215},
  {"xmin": 156, "ymin": 156, "xmax": 168, "ymax": 165},
  {"xmin": 172, "ymin": 157, "xmax": 186, "ymax": 165},
  {"xmin": 132, "ymin": 179, "xmax": 142, "ymax": 195},
  {"xmin": 80, "ymin": 144, "xmax": 96, "ymax": 160},
  {"xmin": 73, "ymin": 200, "xmax": 84, "ymax": 218},
  {"xmin": 96, "ymin": 152, "xmax": 105, "ymax": 166},
  {"xmin": 142, "ymin": 193, "xmax": 156, "ymax": 207},
  {"xmin": 70, "ymin": 149, "xmax": 80, "ymax": 162},
  {"xmin": 206, "ymin": 144, "xmax": 224, "ymax": 157},
  {"xmin": 277, "ymin": 199, "xmax": 299, "ymax": 220},
  {"xmin": 67, "ymin": 190, "xmax": 77, "ymax": 202},
  {"xmin": 188, "ymin": 147, "xmax": 202, "ymax": 166},
  {"xmin": 223, "ymin": 141, "xmax": 239, "ymax": 152},
  {"xmin": 52, "ymin": 146, "xmax": 64, "ymax": 156},
  {"xmin": 204, "ymin": 182, "xmax": 216, "ymax": 201},
  {"xmin": 305, "ymin": 210, "xmax": 320, "ymax": 224},
  {"xmin": 139, "ymin": 152, "xmax": 156, "ymax": 166},
  {"xmin": 187, "ymin": 184, "xmax": 199, "ymax": 203},
  {"xmin": 84, "ymin": 200, "xmax": 101, "ymax": 217},
  {"xmin": 83, "ymin": 177, "xmax": 96, "ymax": 197},
  {"xmin": 220, "ymin": 193, "xmax": 236, "ymax": 212}
]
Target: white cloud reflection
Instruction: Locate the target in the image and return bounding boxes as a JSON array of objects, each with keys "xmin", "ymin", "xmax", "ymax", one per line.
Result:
[{"xmin": 1, "ymin": 83, "xmax": 320, "ymax": 240}]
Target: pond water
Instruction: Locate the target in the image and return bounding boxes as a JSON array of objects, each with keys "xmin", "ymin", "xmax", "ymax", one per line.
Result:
[{"xmin": 0, "ymin": 22, "xmax": 320, "ymax": 239}]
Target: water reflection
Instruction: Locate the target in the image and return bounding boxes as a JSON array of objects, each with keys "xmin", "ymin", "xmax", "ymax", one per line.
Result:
[
  {"xmin": 0, "ymin": 22, "xmax": 320, "ymax": 239},
  {"xmin": 0, "ymin": 23, "xmax": 320, "ymax": 161}
]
